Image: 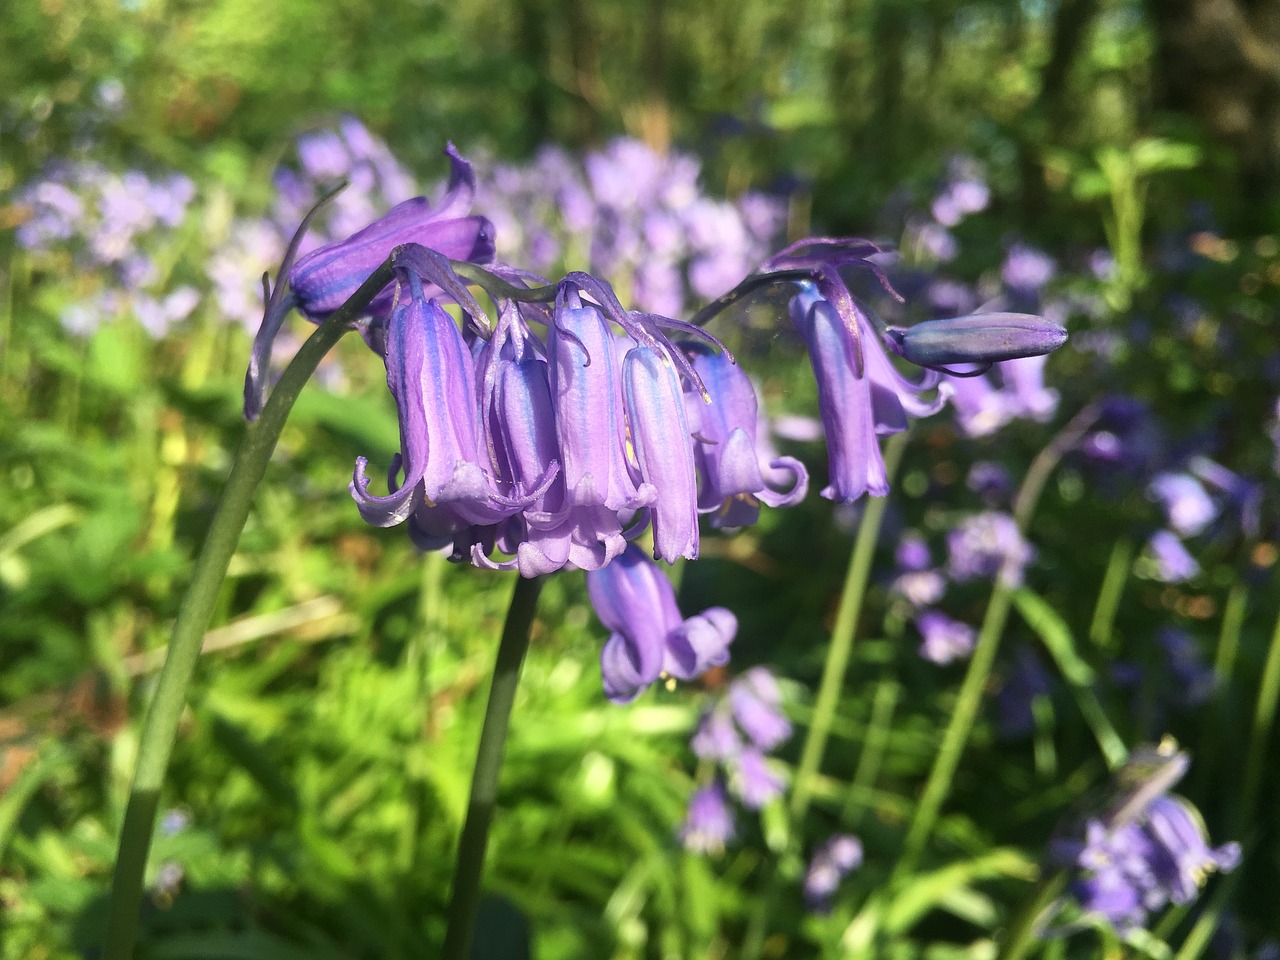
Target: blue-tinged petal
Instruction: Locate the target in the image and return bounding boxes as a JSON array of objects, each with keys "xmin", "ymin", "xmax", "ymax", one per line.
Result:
[
  {"xmin": 549, "ymin": 305, "xmax": 647, "ymax": 513},
  {"xmin": 666, "ymin": 606, "xmax": 736, "ymax": 680},
  {"xmin": 793, "ymin": 299, "xmax": 889, "ymax": 503},
  {"xmin": 623, "ymin": 345, "xmax": 699, "ymax": 562},
  {"xmin": 587, "ymin": 545, "xmax": 681, "ymax": 697}
]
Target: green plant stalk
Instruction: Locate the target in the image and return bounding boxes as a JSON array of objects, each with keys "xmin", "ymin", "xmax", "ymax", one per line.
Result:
[
  {"xmin": 895, "ymin": 565, "xmax": 1018, "ymax": 879},
  {"xmin": 742, "ymin": 433, "xmax": 907, "ymax": 960},
  {"xmin": 1235, "ymin": 596, "xmax": 1280, "ymax": 836},
  {"xmin": 102, "ymin": 259, "xmax": 394, "ymax": 960},
  {"xmin": 895, "ymin": 404, "xmax": 1100, "ymax": 881},
  {"xmin": 441, "ymin": 574, "xmax": 545, "ymax": 960},
  {"xmin": 994, "ymin": 870, "xmax": 1068, "ymax": 960},
  {"xmin": 789, "ymin": 431, "xmax": 908, "ymax": 823},
  {"xmin": 1195, "ymin": 582, "xmax": 1247, "ymax": 793},
  {"xmin": 1088, "ymin": 537, "xmax": 1132, "ymax": 650}
]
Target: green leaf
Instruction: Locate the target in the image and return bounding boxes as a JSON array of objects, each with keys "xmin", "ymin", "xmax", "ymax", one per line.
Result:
[{"xmin": 1012, "ymin": 589, "xmax": 1094, "ymax": 686}]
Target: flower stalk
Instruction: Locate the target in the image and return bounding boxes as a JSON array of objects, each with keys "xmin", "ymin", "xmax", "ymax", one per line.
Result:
[
  {"xmin": 102, "ymin": 257, "xmax": 395, "ymax": 960},
  {"xmin": 441, "ymin": 574, "xmax": 544, "ymax": 960}
]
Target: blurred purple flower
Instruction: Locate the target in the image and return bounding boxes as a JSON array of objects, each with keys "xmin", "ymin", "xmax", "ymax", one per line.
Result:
[
  {"xmin": 947, "ymin": 511, "xmax": 1034, "ymax": 586},
  {"xmin": 916, "ymin": 610, "xmax": 976, "ymax": 664},
  {"xmin": 1065, "ymin": 796, "xmax": 1239, "ymax": 932},
  {"xmin": 804, "ymin": 834, "xmax": 863, "ymax": 912},
  {"xmin": 691, "ymin": 710, "xmax": 743, "ymax": 761},
  {"xmin": 1148, "ymin": 473, "xmax": 1217, "ymax": 537},
  {"xmin": 896, "ymin": 533, "xmax": 932, "ymax": 572},
  {"xmin": 1145, "ymin": 530, "xmax": 1199, "ymax": 583},
  {"xmin": 728, "ymin": 667, "xmax": 792, "ymax": 751},
  {"xmin": 680, "ymin": 783, "xmax": 735, "ymax": 853},
  {"xmin": 1001, "ymin": 244, "xmax": 1056, "ymax": 293},
  {"xmin": 730, "ymin": 747, "xmax": 786, "ymax": 809}
]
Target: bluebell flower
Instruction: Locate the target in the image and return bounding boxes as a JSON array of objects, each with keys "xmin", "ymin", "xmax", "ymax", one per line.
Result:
[
  {"xmin": 1066, "ymin": 796, "xmax": 1239, "ymax": 931},
  {"xmin": 349, "ymin": 262, "xmax": 525, "ymax": 536},
  {"xmin": 729, "ymin": 746, "xmax": 786, "ymax": 809},
  {"xmin": 804, "ymin": 834, "xmax": 863, "ymax": 912},
  {"xmin": 915, "ymin": 610, "xmax": 976, "ymax": 664},
  {"xmin": 680, "ymin": 782, "xmax": 735, "ymax": 854},
  {"xmin": 246, "ymin": 144, "xmax": 496, "ymax": 419},
  {"xmin": 1144, "ymin": 530, "xmax": 1200, "ymax": 583},
  {"xmin": 789, "ymin": 288, "xmax": 890, "ymax": 501},
  {"xmin": 727, "ymin": 667, "xmax": 792, "ymax": 751},
  {"xmin": 587, "ymin": 544, "xmax": 736, "ymax": 703},
  {"xmin": 947, "ymin": 511, "xmax": 1034, "ymax": 587},
  {"xmin": 690, "ymin": 709, "xmax": 743, "ymax": 761},
  {"xmin": 288, "ymin": 144, "xmax": 495, "ymax": 323},
  {"xmin": 685, "ymin": 345, "xmax": 807, "ymax": 529}
]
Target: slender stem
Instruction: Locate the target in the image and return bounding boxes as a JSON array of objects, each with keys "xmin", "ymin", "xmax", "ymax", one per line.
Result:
[
  {"xmin": 790, "ymin": 432, "xmax": 907, "ymax": 823},
  {"xmin": 102, "ymin": 260, "xmax": 394, "ymax": 960},
  {"xmin": 441, "ymin": 575, "xmax": 544, "ymax": 960},
  {"xmin": 896, "ymin": 405, "xmax": 1099, "ymax": 882},
  {"xmin": 742, "ymin": 434, "xmax": 906, "ymax": 960},
  {"xmin": 1088, "ymin": 537, "xmax": 1132, "ymax": 650},
  {"xmin": 1235, "ymin": 597, "xmax": 1280, "ymax": 836},
  {"xmin": 994, "ymin": 870, "xmax": 1068, "ymax": 960},
  {"xmin": 896, "ymin": 569, "xmax": 1018, "ymax": 878},
  {"xmin": 1195, "ymin": 582, "xmax": 1247, "ymax": 793}
]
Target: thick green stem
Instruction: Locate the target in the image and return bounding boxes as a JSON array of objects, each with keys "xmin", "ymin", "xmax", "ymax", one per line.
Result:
[
  {"xmin": 441, "ymin": 574, "xmax": 544, "ymax": 960},
  {"xmin": 102, "ymin": 261, "xmax": 394, "ymax": 960}
]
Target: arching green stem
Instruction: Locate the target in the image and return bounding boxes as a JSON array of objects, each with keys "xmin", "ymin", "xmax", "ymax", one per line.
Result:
[{"xmin": 102, "ymin": 258, "xmax": 395, "ymax": 960}]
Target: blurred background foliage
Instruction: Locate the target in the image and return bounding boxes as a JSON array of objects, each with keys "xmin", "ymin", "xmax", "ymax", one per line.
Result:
[{"xmin": 6, "ymin": 0, "xmax": 1279, "ymax": 230}]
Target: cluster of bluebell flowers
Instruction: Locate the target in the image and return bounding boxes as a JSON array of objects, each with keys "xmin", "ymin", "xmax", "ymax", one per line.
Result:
[
  {"xmin": 1053, "ymin": 746, "xmax": 1239, "ymax": 932},
  {"xmin": 246, "ymin": 142, "xmax": 1067, "ymax": 700},
  {"xmin": 680, "ymin": 667, "xmax": 793, "ymax": 850}
]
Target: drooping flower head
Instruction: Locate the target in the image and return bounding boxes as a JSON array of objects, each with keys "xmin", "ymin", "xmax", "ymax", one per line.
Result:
[{"xmin": 685, "ymin": 344, "xmax": 807, "ymax": 528}]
